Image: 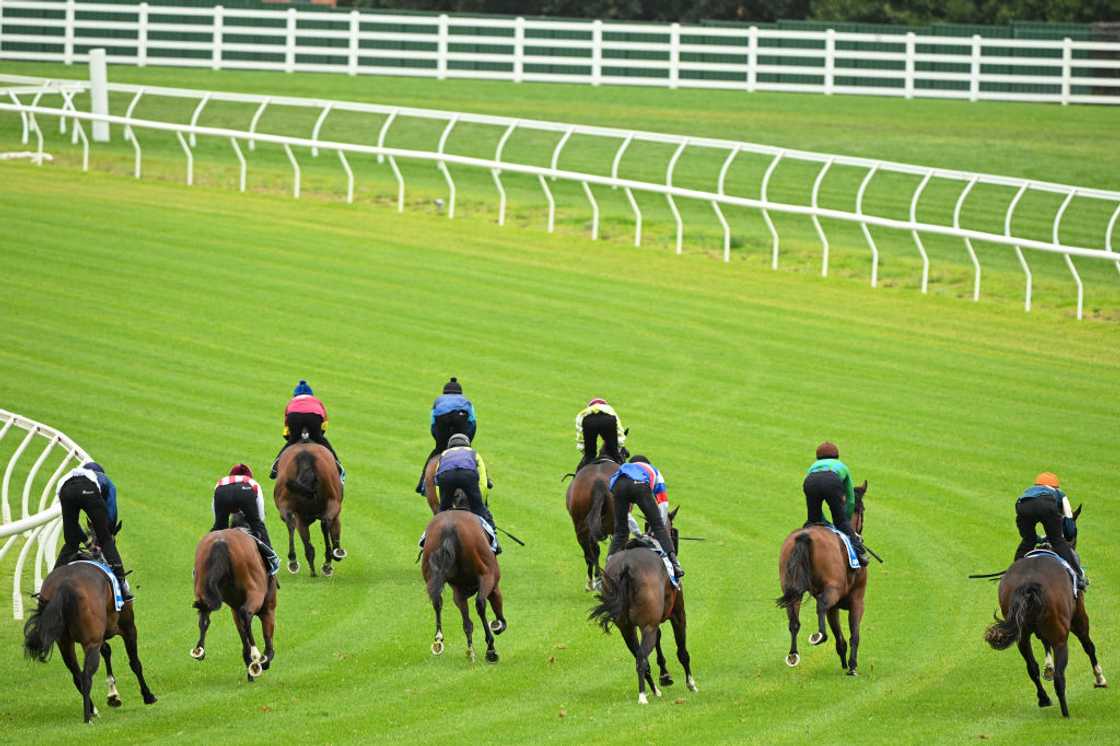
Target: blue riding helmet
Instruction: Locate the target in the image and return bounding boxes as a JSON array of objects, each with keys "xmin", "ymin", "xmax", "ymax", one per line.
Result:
[
  {"xmin": 84, "ymin": 461, "xmax": 105, "ymax": 474},
  {"xmin": 293, "ymin": 380, "xmax": 313, "ymax": 396}
]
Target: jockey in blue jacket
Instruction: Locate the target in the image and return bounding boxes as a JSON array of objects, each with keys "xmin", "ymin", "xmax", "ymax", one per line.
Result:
[
  {"xmin": 54, "ymin": 461, "xmax": 133, "ymax": 601},
  {"xmin": 416, "ymin": 377, "xmax": 477, "ymax": 494},
  {"xmin": 608, "ymin": 456, "xmax": 683, "ymax": 578}
]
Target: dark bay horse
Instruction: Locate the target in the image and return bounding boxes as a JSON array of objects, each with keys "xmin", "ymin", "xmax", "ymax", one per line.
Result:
[
  {"xmin": 423, "ymin": 509, "xmax": 508, "ymax": 663},
  {"xmin": 984, "ymin": 506, "xmax": 1106, "ymax": 717},
  {"xmin": 274, "ymin": 437, "xmax": 345, "ymax": 577},
  {"xmin": 191, "ymin": 528, "xmax": 278, "ymax": 682},
  {"xmin": 566, "ymin": 451, "xmax": 627, "ymax": 592},
  {"xmin": 588, "ymin": 509, "xmax": 697, "ymax": 704},
  {"xmin": 776, "ymin": 482, "xmax": 868, "ymax": 675},
  {"xmin": 420, "ymin": 455, "xmax": 440, "ymax": 515},
  {"xmin": 24, "ymin": 561, "xmax": 157, "ymax": 722}
]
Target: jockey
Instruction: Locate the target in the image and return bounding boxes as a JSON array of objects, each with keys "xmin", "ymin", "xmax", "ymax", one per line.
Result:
[
  {"xmin": 608, "ymin": 455, "xmax": 683, "ymax": 578},
  {"xmin": 211, "ymin": 463, "xmax": 272, "ymax": 551},
  {"xmin": 416, "ymin": 377, "xmax": 477, "ymax": 494},
  {"xmin": 576, "ymin": 398, "xmax": 626, "ymax": 470},
  {"xmin": 270, "ymin": 379, "xmax": 344, "ymax": 481},
  {"xmin": 54, "ymin": 461, "xmax": 133, "ymax": 601},
  {"xmin": 434, "ymin": 433, "xmax": 499, "ymax": 554},
  {"xmin": 803, "ymin": 442, "xmax": 869, "ymax": 566},
  {"xmin": 1015, "ymin": 472, "xmax": 1086, "ymax": 590}
]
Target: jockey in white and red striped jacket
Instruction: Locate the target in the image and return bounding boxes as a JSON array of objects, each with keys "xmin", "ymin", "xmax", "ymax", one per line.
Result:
[{"xmin": 211, "ymin": 464, "xmax": 272, "ymax": 549}]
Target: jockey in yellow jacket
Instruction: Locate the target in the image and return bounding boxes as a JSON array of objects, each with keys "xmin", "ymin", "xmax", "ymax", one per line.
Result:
[{"xmin": 576, "ymin": 398, "xmax": 626, "ymax": 470}]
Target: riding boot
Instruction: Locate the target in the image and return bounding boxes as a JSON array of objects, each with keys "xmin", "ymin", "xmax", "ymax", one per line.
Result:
[
  {"xmin": 668, "ymin": 552, "xmax": 685, "ymax": 579},
  {"xmin": 269, "ymin": 457, "xmax": 280, "ymax": 480},
  {"xmin": 337, "ymin": 461, "xmax": 346, "ymax": 485},
  {"xmin": 851, "ymin": 534, "xmax": 870, "ymax": 566},
  {"xmin": 415, "ymin": 467, "xmax": 426, "ymax": 495},
  {"xmin": 112, "ymin": 567, "xmax": 134, "ymax": 602}
]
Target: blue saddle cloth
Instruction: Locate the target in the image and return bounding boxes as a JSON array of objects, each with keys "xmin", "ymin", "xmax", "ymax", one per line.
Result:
[
  {"xmin": 821, "ymin": 524, "xmax": 860, "ymax": 569},
  {"xmin": 1024, "ymin": 549, "xmax": 1078, "ymax": 597},
  {"xmin": 71, "ymin": 560, "xmax": 123, "ymax": 610}
]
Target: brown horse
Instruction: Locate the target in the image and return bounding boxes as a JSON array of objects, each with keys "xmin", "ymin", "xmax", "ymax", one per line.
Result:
[
  {"xmin": 273, "ymin": 437, "xmax": 345, "ymax": 577},
  {"xmin": 23, "ymin": 561, "xmax": 157, "ymax": 722},
  {"xmin": 776, "ymin": 482, "xmax": 868, "ymax": 675},
  {"xmin": 984, "ymin": 506, "xmax": 1106, "ymax": 717},
  {"xmin": 566, "ymin": 450, "xmax": 627, "ymax": 591},
  {"xmin": 588, "ymin": 508, "xmax": 697, "ymax": 704},
  {"xmin": 191, "ymin": 528, "xmax": 278, "ymax": 682},
  {"xmin": 420, "ymin": 455, "xmax": 440, "ymax": 515},
  {"xmin": 422, "ymin": 509, "xmax": 508, "ymax": 663}
]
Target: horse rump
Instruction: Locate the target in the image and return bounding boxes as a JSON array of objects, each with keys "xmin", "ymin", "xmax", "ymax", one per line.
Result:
[
  {"xmin": 23, "ymin": 583, "xmax": 78, "ymax": 662},
  {"xmin": 194, "ymin": 540, "xmax": 231, "ymax": 612},
  {"xmin": 985, "ymin": 581, "xmax": 1044, "ymax": 650},
  {"xmin": 285, "ymin": 450, "xmax": 318, "ymax": 497},
  {"xmin": 776, "ymin": 532, "xmax": 813, "ymax": 609},
  {"xmin": 588, "ymin": 565, "xmax": 632, "ymax": 633},
  {"xmin": 426, "ymin": 528, "xmax": 460, "ymax": 604},
  {"xmin": 586, "ymin": 479, "xmax": 611, "ymax": 542}
]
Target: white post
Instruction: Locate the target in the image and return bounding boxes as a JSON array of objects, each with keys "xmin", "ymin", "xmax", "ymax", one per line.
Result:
[
  {"xmin": 437, "ymin": 14, "xmax": 449, "ymax": 80},
  {"xmin": 348, "ymin": 10, "xmax": 359, "ymax": 76},
  {"xmin": 1061, "ymin": 37, "xmax": 1072, "ymax": 106},
  {"xmin": 285, "ymin": 7, "xmax": 296, "ymax": 73},
  {"xmin": 824, "ymin": 28, "xmax": 835, "ymax": 95},
  {"xmin": 89, "ymin": 48, "xmax": 110, "ymax": 143},
  {"xmin": 669, "ymin": 22, "xmax": 680, "ymax": 89},
  {"xmin": 591, "ymin": 20, "xmax": 602, "ymax": 86},
  {"xmin": 905, "ymin": 31, "xmax": 915, "ymax": 99},
  {"xmin": 212, "ymin": 5, "xmax": 223, "ymax": 71},
  {"xmin": 137, "ymin": 2, "xmax": 148, "ymax": 67},
  {"xmin": 513, "ymin": 17, "xmax": 525, "ymax": 83},
  {"xmin": 970, "ymin": 34, "xmax": 981, "ymax": 102},
  {"xmin": 747, "ymin": 26, "xmax": 758, "ymax": 92},
  {"xmin": 63, "ymin": 0, "xmax": 75, "ymax": 65}
]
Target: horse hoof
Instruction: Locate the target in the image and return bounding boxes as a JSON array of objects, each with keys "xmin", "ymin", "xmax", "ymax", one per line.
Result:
[
  {"xmin": 333, "ymin": 548, "xmax": 347, "ymax": 560},
  {"xmin": 190, "ymin": 646, "xmax": 206, "ymax": 660},
  {"xmin": 107, "ymin": 695, "xmax": 122, "ymax": 708},
  {"xmin": 485, "ymin": 650, "xmax": 499, "ymax": 664},
  {"xmin": 93, "ymin": 706, "xmax": 100, "ymax": 718},
  {"xmin": 638, "ymin": 693, "xmax": 649, "ymax": 705},
  {"xmin": 686, "ymin": 676, "xmax": 698, "ymax": 692},
  {"xmin": 653, "ymin": 685, "xmax": 662, "ymax": 698},
  {"xmin": 321, "ymin": 564, "xmax": 333, "ymax": 577},
  {"xmin": 431, "ymin": 640, "xmax": 444, "ymax": 656},
  {"xmin": 1095, "ymin": 682, "xmax": 1108, "ymax": 688},
  {"xmin": 809, "ymin": 632, "xmax": 825, "ymax": 646},
  {"xmin": 1044, "ymin": 665, "xmax": 1055, "ymax": 681},
  {"xmin": 489, "ymin": 619, "xmax": 506, "ymax": 634},
  {"xmin": 287, "ymin": 561, "xmax": 300, "ymax": 574},
  {"xmin": 1039, "ymin": 697, "xmax": 1053, "ymax": 708},
  {"xmin": 785, "ymin": 654, "xmax": 800, "ymax": 667},
  {"xmin": 659, "ymin": 673, "xmax": 674, "ymax": 686},
  {"xmin": 846, "ymin": 669, "xmax": 858, "ymax": 677},
  {"xmin": 143, "ymin": 694, "xmax": 158, "ymax": 705},
  {"xmin": 248, "ymin": 661, "xmax": 263, "ymax": 678},
  {"xmin": 467, "ymin": 648, "xmax": 476, "ymax": 663}
]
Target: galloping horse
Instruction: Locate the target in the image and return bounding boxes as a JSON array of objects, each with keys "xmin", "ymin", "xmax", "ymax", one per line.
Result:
[
  {"xmin": 420, "ymin": 455, "xmax": 440, "ymax": 515},
  {"xmin": 423, "ymin": 508, "xmax": 508, "ymax": 663},
  {"xmin": 588, "ymin": 508, "xmax": 697, "ymax": 704},
  {"xmin": 274, "ymin": 435, "xmax": 345, "ymax": 577},
  {"xmin": 984, "ymin": 506, "xmax": 1106, "ymax": 717},
  {"xmin": 776, "ymin": 482, "xmax": 868, "ymax": 675},
  {"xmin": 24, "ymin": 559, "xmax": 157, "ymax": 722},
  {"xmin": 566, "ymin": 449, "xmax": 627, "ymax": 591},
  {"xmin": 191, "ymin": 528, "xmax": 278, "ymax": 682}
]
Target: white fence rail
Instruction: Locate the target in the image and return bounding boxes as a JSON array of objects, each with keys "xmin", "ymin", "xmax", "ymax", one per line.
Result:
[
  {"xmin": 1, "ymin": 1, "xmax": 1119, "ymax": 104},
  {"xmin": 3, "ymin": 74, "xmax": 1120, "ymax": 317},
  {"xmin": 0, "ymin": 409, "xmax": 91, "ymax": 620}
]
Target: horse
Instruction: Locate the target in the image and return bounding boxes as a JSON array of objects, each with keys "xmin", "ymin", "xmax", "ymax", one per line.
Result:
[
  {"xmin": 420, "ymin": 455, "xmax": 440, "ymax": 515},
  {"xmin": 565, "ymin": 448, "xmax": 628, "ymax": 592},
  {"xmin": 191, "ymin": 528, "xmax": 278, "ymax": 682},
  {"xmin": 422, "ymin": 508, "xmax": 508, "ymax": 663},
  {"xmin": 984, "ymin": 505, "xmax": 1106, "ymax": 717},
  {"xmin": 23, "ymin": 558, "xmax": 157, "ymax": 722},
  {"xmin": 776, "ymin": 482, "xmax": 868, "ymax": 675},
  {"xmin": 273, "ymin": 435, "xmax": 346, "ymax": 577},
  {"xmin": 588, "ymin": 508, "xmax": 697, "ymax": 704}
]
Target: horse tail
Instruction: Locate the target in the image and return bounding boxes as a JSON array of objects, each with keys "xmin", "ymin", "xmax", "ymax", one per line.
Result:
[
  {"xmin": 985, "ymin": 581, "xmax": 1044, "ymax": 650},
  {"xmin": 776, "ymin": 533, "xmax": 813, "ymax": 609},
  {"xmin": 23, "ymin": 583, "xmax": 77, "ymax": 662},
  {"xmin": 427, "ymin": 528, "xmax": 459, "ymax": 605},
  {"xmin": 194, "ymin": 540, "xmax": 230, "ymax": 612},
  {"xmin": 586, "ymin": 479, "xmax": 610, "ymax": 542},
  {"xmin": 285, "ymin": 450, "xmax": 318, "ymax": 497},
  {"xmin": 588, "ymin": 565, "xmax": 631, "ymax": 633}
]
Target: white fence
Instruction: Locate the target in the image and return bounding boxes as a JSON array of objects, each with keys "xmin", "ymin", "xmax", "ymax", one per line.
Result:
[
  {"xmin": 3, "ymin": 73, "xmax": 1120, "ymax": 318},
  {"xmin": 0, "ymin": 409, "xmax": 91, "ymax": 620},
  {"xmin": 1, "ymin": 1, "xmax": 1119, "ymax": 104}
]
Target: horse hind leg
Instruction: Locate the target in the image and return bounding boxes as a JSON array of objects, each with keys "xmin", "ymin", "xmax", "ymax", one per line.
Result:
[
  {"xmin": 487, "ymin": 583, "xmax": 507, "ymax": 635},
  {"xmin": 635, "ymin": 625, "xmax": 660, "ymax": 704},
  {"xmin": 453, "ymin": 587, "xmax": 475, "ymax": 662},
  {"xmin": 477, "ymin": 575, "xmax": 498, "ymax": 663},
  {"xmin": 655, "ymin": 628, "xmax": 673, "ymax": 686},
  {"xmin": 431, "ymin": 584, "xmax": 445, "ymax": 656},
  {"xmin": 191, "ymin": 607, "xmax": 211, "ymax": 660},
  {"xmin": 118, "ymin": 609, "xmax": 157, "ymax": 704},
  {"xmin": 785, "ymin": 600, "xmax": 802, "ymax": 667},
  {"xmin": 234, "ymin": 607, "xmax": 264, "ymax": 681},
  {"xmin": 809, "ymin": 589, "xmax": 838, "ymax": 646},
  {"xmin": 669, "ymin": 603, "xmax": 697, "ymax": 692},
  {"xmin": 101, "ymin": 642, "xmax": 121, "ymax": 707},
  {"xmin": 826, "ymin": 607, "xmax": 848, "ymax": 672},
  {"xmin": 1071, "ymin": 606, "xmax": 1107, "ymax": 688},
  {"xmin": 1018, "ymin": 634, "xmax": 1052, "ymax": 708},
  {"xmin": 320, "ymin": 520, "xmax": 334, "ymax": 577},
  {"xmin": 295, "ymin": 517, "xmax": 316, "ymax": 577},
  {"xmin": 60, "ymin": 641, "xmax": 83, "ymax": 699},
  {"xmin": 846, "ymin": 595, "xmax": 865, "ymax": 676},
  {"xmin": 1053, "ymin": 642, "xmax": 1071, "ymax": 718},
  {"xmin": 80, "ymin": 642, "xmax": 102, "ymax": 722},
  {"xmin": 284, "ymin": 513, "xmax": 299, "ymax": 574},
  {"xmin": 329, "ymin": 513, "xmax": 345, "ymax": 561}
]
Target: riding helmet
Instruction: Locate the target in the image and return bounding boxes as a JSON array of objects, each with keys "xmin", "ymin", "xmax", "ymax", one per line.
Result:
[
  {"xmin": 229, "ymin": 463, "xmax": 254, "ymax": 478},
  {"xmin": 443, "ymin": 377, "xmax": 463, "ymax": 395},
  {"xmin": 587, "ymin": 398, "xmax": 608, "ymax": 408},
  {"xmin": 816, "ymin": 441, "xmax": 840, "ymax": 459},
  {"xmin": 1034, "ymin": 472, "xmax": 1060, "ymax": 489},
  {"xmin": 629, "ymin": 454, "xmax": 650, "ymax": 464},
  {"xmin": 447, "ymin": 433, "xmax": 471, "ymax": 448},
  {"xmin": 83, "ymin": 461, "xmax": 105, "ymax": 474},
  {"xmin": 293, "ymin": 379, "xmax": 313, "ymax": 396}
]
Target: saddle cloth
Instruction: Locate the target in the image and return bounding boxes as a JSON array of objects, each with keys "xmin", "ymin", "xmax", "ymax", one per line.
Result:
[
  {"xmin": 1024, "ymin": 549, "xmax": 1078, "ymax": 597},
  {"xmin": 622, "ymin": 536, "xmax": 680, "ymax": 589},
  {"xmin": 236, "ymin": 528, "xmax": 281, "ymax": 576},
  {"xmin": 417, "ymin": 512, "xmax": 499, "ymax": 555},
  {"xmin": 71, "ymin": 560, "xmax": 123, "ymax": 610},
  {"xmin": 815, "ymin": 523, "xmax": 860, "ymax": 569}
]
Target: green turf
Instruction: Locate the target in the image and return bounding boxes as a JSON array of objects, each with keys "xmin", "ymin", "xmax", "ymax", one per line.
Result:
[
  {"xmin": 3, "ymin": 62, "xmax": 1120, "ymax": 318},
  {"xmin": 1, "ymin": 68, "xmax": 1119, "ymax": 745}
]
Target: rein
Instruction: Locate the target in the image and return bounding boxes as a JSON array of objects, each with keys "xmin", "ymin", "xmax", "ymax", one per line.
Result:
[{"xmin": 968, "ymin": 570, "xmax": 1007, "ymax": 580}]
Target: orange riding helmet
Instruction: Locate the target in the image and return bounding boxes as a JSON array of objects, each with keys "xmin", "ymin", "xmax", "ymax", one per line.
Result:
[{"xmin": 1034, "ymin": 472, "xmax": 1060, "ymax": 489}]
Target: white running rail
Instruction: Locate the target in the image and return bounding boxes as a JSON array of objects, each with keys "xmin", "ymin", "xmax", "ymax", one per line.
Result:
[
  {"xmin": 0, "ymin": 409, "xmax": 91, "ymax": 620},
  {"xmin": 2, "ymin": 76, "xmax": 1119, "ymax": 318},
  {"xmin": 0, "ymin": 1, "xmax": 1119, "ymax": 105}
]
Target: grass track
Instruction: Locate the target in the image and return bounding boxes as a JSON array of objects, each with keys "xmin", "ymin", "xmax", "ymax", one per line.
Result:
[{"xmin": 1, "ymin": 72, "xmax": 1119, "ymax": 745}]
